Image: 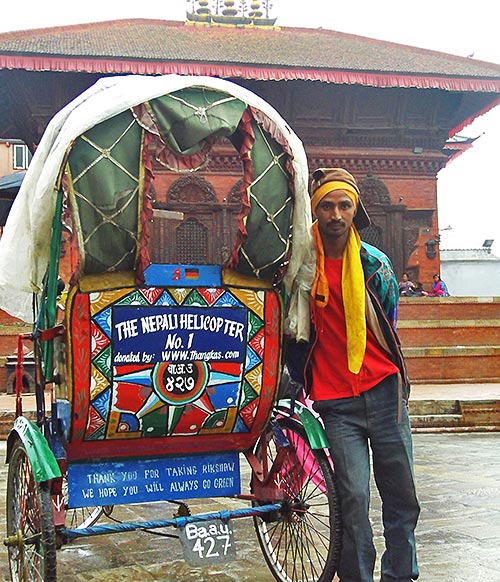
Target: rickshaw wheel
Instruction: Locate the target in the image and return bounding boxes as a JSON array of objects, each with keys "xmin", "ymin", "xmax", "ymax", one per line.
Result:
[
  {"xmin": 6, "ymin": 439, "xmax": 57, "ymax": 582},
  {"xmin": 62, "ymin": 474, "xmax": 110, "ymax": 530},
  {"xmin": 253, "ymin": 417, "xmax": 342, "ymax": 582}
]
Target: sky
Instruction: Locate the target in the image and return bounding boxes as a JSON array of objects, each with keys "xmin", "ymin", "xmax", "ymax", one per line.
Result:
[{"xmin": 1, "ymin": 0, "xmax": 499, "ymax": 254}]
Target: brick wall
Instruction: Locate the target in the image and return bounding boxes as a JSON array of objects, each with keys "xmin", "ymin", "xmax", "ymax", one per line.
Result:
[{"xmin": 398, "ymin": 296, "xmax": 500, "ymax": 383}]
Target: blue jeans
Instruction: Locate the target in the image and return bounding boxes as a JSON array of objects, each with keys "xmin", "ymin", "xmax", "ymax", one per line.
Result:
[{"xmin": 313, "ymin": 374, "xmax": 420, "ymax": 582}]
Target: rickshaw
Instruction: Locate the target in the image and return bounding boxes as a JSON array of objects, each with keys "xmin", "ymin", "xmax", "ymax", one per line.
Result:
[{"xmin": 0, "ymin": 75, "xmax": 341, "ymax": 581}]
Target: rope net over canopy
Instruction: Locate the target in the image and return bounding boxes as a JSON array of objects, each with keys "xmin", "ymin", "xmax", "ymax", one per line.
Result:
[{"xmin": 0, "ymin": 75, "xmax": 314, "ymax": 339}]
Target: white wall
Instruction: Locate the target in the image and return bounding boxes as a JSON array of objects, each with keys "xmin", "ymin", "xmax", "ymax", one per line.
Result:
[{"xmin": 441, "ymin": 255, "xmax": 500, "ymax": 296}]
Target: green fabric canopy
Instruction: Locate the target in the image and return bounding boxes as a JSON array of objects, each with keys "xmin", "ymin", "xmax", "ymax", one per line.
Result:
[{"xmin": 66, "ymin": 86, "xmax": 293, "ymax": 282}]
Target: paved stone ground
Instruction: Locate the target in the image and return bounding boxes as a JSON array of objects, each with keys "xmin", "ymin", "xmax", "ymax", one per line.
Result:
[{"xmin": 1, "ymin": 433, "xmax": 500, "ymax": 581}]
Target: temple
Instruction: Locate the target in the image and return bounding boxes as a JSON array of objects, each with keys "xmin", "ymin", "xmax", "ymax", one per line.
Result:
[{"xmin": 0, "ymin": 6, "xmax": 499, "ymax": 385}]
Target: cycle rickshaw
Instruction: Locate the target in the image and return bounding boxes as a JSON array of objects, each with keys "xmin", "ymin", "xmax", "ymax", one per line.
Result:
[{"xmin": 0, "ymin": 75, "xmax": 341, "ymax": 581}]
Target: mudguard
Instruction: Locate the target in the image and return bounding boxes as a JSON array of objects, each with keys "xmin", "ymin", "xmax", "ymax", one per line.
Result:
[
  {"xmin": 275, "ymin": 399, "xmax": 330, "ymax": 450},
  {"xmin": 6, "ymin": 416, "xmax": 62, "ymax": 483}
]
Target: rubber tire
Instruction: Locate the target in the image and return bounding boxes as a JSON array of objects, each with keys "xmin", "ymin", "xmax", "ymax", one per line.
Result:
[
  {"xmin": 6, "ymin": 439, "xmax": 57, "ymax": 582},
  {"xmin": 253, "ymin": 417, "xmax": 342, "ymax": 582}
]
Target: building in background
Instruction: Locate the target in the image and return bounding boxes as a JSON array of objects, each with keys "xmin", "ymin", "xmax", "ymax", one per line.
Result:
[
  {"xmin": 0, "ymin": 138, "xmax": 31, "ymax": 177},
  {"xmin": 0, "ymin": 3, "xmax": 499, "ymax": 387},
  {"xmin": 441, "ymin": 241, "xmax": 500, "ymax": 296},
  {"xmin": 0, "ymin": 8, "xmax": 499, "ymax": 284},
  {"xmin": 0, "ymin": 139, "xmax": 29, "ymax": 228}
]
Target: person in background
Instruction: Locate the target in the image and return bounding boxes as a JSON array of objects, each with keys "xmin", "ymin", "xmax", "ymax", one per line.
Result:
[
  {"xmin": 428, "ymin": 273, "xmax": 450, "ymax": 296},
  {"xmin": 287, "ymin": 167, "xmax": 420, "ymax": 582},
  {"xmin": 410, "ymin": 281, "xmax": 428, "ymax": 297},
  {"xmin": 398, "ymin": 273, "xmax": 416, "ymax": 297}
]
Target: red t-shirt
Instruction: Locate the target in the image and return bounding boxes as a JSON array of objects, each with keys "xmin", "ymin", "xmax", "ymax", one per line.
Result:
[{"xmin": 310, "ymin": 257, "xmax": 399, "ymax": 400}]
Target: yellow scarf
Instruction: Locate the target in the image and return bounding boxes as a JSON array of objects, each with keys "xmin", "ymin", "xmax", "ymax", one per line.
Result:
[{"xmin": 311, "ymin": 196, "xmax": 366, "ymax": 374}]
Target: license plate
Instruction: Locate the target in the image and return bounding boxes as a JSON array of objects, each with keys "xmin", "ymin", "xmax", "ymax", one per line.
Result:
[{"xmin": 178, "ymin": 518, "xmax": 236, "ymax": 566}]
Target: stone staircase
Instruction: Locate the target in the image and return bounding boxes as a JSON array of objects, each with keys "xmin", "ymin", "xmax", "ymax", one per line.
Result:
[
  {"xmin": 1, "ymin": 297, "xmax": 499, "ymax": 438},
  {"xmin": 408, "ymin": 398, "xmax": 500, "ymax": 432},
  {"xmin": 398, "ymin": 296, "xmax": 500, "ymax": 431},
  {"xmin": 398, "ymin": 296, "xmax": 500, "ymax": 384}
]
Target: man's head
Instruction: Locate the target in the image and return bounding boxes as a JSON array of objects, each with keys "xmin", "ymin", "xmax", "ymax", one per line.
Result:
[
  {"xmin": 313, "ymin": 189, "xmax": 357, "ymax": 243},
  {"xmin": 310, "ymin": 168, "xmax": 370, "ymax": 231}
]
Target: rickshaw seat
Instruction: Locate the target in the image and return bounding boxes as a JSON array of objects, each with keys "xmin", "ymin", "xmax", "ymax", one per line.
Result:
[{"xmin": 62, "ymin": 269, "xmax": 283, "ymax": 462}]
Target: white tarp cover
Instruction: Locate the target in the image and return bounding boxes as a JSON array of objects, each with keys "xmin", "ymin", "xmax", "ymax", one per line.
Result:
[{"xmin": 0, "ymin": 75, "xmax": 314, "ymax": 339}]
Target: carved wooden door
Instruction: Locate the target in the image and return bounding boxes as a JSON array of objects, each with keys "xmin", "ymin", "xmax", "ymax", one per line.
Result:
[
  {"xmin": 358, "ymin": 174, "xmax": 407, "ymax": 277},
  {"xmin": 148, "ymin": 175, "xmax": 241, "ymax": 265}
]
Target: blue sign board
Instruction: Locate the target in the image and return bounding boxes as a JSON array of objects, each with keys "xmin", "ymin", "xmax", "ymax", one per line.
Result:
[
  {"xmin": 67, "ymin": 452, "xmax": 241, "ymax": 508},
  {"xmin": 144, "ymin": 264, "xmax": 222, "ymax": 287},
  {"xmin": 112, "ymin": 305, "xmax": 247, "ymax": 366}
]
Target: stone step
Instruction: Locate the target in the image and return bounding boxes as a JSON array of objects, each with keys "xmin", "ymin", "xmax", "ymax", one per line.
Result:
[
  {"xmin": 403, "ymin": 345, "xmax": 500, "ymax": 357},
  {"xmin": 398, "ymin": 320, "xmax": 500, "ymax": 347},
  {"xmin": 460, "ymin": 400, "xmax": 500, "ymax": 427},
  {"xmin": 398, "ymin": 297, "xmax": 500, "ymax": 320},
  {"xmin": 403, "ymin": 347, "xmax": 500, "ymax": 383},
  {"xmin": 411, "ymin": 424, "xmax": 500, "ymax": 433},
  {"xmin": 409, "ymin": 399, "xmax": 500, "ymax": 432},
  {"xmin": 408, "ymin": 399, "xmax": 459, "ymax": 416},
  {"xmin": 397, "ymin": 297, "xmax": 500, "ymax": 384},
  {"xmin": 410, "ymin": 413, "xmax": 462, "ymax": 429}
]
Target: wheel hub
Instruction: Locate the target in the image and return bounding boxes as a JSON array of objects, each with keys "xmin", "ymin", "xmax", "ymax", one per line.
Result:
[{"xmin": 3, "ymin": 529, "xmax": 24, "ymax": 548}]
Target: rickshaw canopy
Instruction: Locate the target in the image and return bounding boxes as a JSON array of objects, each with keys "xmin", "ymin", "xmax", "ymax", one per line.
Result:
[{"xmin": 0, "ymin": 75, "xmax": 314, "ymax": 339}]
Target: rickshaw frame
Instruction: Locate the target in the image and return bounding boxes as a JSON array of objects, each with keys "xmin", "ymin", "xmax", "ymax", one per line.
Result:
[{"xmin": 2, "ymin": 74, "xmax": 342, "ymax": 582}]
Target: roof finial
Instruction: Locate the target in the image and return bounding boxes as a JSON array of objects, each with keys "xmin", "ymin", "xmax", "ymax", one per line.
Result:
[
  {"xmin": 248, "ymin": 1, "xmax": 263, "ymax": 18},
  {"xmin": 186, "ymin": 0, "xmax": 277, "ymax": 27},
  {"xmin": 221, "ymin": 0, "xmax": 238, "ymax": 17}
]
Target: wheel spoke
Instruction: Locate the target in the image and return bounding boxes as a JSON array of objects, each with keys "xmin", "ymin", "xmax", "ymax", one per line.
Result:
[
  {"xmin": 7, "ymin": 440, "xmax": 57, "ymax": 582},
  {"xmin": 253, "ymin": 417, "xmax": 342, "ymax": 582},
  {"xmin": 62, "ymin": 473, "xmax": 105, "ymax": 529}
]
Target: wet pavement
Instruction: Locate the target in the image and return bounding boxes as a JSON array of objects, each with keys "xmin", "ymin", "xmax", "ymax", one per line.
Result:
[{"xmin": 1, "ymin": 432, "xmax": 500, "ymax": 581}]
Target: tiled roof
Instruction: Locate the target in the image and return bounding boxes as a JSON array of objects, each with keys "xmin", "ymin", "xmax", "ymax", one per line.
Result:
[{"xmin": 1, "ymin": 19, "xmax": 500, "ymax": 91}]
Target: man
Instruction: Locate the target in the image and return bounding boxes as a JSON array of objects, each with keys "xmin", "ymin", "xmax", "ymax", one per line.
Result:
[{"xmin": 288, "ymin": 168, "xmax": 420, "ymax": 582}]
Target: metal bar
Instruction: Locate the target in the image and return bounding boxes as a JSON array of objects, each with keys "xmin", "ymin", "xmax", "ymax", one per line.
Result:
[
  {"xmin": 15, "ymin": 334, "xmax": 30, "ymax": 417},
  {"xmin": 61, "ymin": 503, "xmax": 282, "ymax": 540},
  {"xmin": 40, "ymin": 188, "xmax": 64, "ymax": 383}
]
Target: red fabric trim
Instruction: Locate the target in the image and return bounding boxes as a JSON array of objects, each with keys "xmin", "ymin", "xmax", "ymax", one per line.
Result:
[
  {"xmin": 136, "ymin": 130, "xmax": 153, "ymax": 283},
  {"xmin": 226, "ymin": 108, "xmax": 254, "ymax": 270},
  {"xmin": 3, "ymin": 54, "xmax": 500, "ymax": 93},
  {"xmin": 448, "ymin": 96, "xmax": 500, "ymax": 137},
  {"xmin": 443, "ymin": 141, "xmax": 474, "ymax": 165},
  {"xmin": 155, "ymin": 139, "xmax": 212, "ymax": 171}
]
